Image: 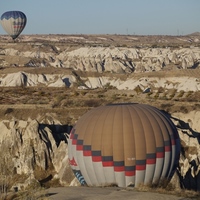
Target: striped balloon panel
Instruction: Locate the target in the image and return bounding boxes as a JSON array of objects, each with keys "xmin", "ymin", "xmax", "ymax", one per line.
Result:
[{"xmin": 68, "ymin": 104, "xmax": 180, "ymax": 187}]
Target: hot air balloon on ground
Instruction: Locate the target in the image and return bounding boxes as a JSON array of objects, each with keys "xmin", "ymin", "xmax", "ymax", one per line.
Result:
[
  {"xmin": 0, "ymin": 11, "xmax": 27, "ymax": 40},
  {"xmin": 68, "ymin": 103, "xmax": 180, "ymax": 187}
]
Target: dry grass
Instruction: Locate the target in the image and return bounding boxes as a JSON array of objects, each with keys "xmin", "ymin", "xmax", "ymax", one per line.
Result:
[
  {"xmin": 135, "ymin": 182, "xmax": 200, "ymax": 199},
  {"xmin": 0, "ymin": 169, "xmax": 60, "ymax": 200},
  {"xmin": 0, "ymin": 84, "xmax": 200, "ymax": 124},
  {"xmin": 0, "ymin": 164, "xmax": 56, "ymax": 199},
  {"xmin": 2, "ymin": 183, "xmax": 49, "ymax": 200},
  {"xmin": 0, "ymin": 135, "xmax": 61, "ymax": 199}
]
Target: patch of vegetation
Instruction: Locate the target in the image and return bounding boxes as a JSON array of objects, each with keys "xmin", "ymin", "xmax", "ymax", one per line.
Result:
[
  {"xmin": 179, "ymin": 106, "xmax": 189, "ymax": 113},
  {"xmin": 160, "ymin": 103, "xmax": 173, "ymax": 112},
  {"xmin": 177, "ymin": 90, "xmax": 185, "ymax": 98},
  {"xmin": 97, "ymin": 94, "xmax": 105, "ymax": 98},
  {"xmin": 7, "ymin": 180, "xmax": 48, "ymax": 200},
  {"xmin": 104, "ymin": 83, "xmax": 116, "ymax": 90},
  {"xmin": 4, "ymin": 108, "xmax": 14, "ymax": 115},
  {"xmin": 154, "ymin": 92, "xmax": 159, "ymax": 99},
  {"xmin": 84, "ymin": 99, "xmax": 102, "ymax": 107},
  {"xmin": 185, "ymin": 91, "xmax": 193, "ymax": 98},
  {"xmin": 157, "ymin": 87, "xmax": 165, "ymax": 93},
  {"xmin": 169, "ymin": 89, "xmax": 177, "ymax": 99},
  {"xmin": 134, "ymin": 85, "xmax": 143, "ymax": 94},
  {"xmin": 136, "ymin": 180, "xmax": 200, "ymax": 199}
]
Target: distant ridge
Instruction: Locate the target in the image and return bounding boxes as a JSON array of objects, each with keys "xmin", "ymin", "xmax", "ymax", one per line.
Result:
[{"xmin": 187, "ymin": 32, "xmax": 200, "ymax": 36}]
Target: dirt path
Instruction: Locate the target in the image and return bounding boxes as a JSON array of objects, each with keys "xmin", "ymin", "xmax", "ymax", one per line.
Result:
[{"xmin": 46, "ymin": 187, "xmax": 188, "ymax": 200}]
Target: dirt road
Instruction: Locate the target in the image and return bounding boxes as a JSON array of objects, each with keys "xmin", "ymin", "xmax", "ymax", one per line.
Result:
[{"xmin": 46, "ymin": 186, "xmax": 190, "ymax": 200}]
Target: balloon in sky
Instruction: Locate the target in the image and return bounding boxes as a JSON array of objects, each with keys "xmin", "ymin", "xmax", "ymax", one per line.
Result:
[
  {"xmin": 0, "ymin": 11, "xmax": 27, "ymax": 40},
  {"xmin": 68, "ymin": 103, "xmax": 180, "ymax": 187}
]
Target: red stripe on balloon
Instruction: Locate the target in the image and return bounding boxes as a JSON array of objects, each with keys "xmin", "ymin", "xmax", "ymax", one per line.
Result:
[
  {"xmin": 125, "ymin": 171, "xmax": 135, "ymax": 176},
  {"xmin": 14, "ymin": 26, "xmax": 23, "ymax": 28},
  {"xmin": 76, "ymin": 145, "xmax": 83, "ymax": 151},
  {"xmin": 156, "ymin": 152, "xmax": 164, "ymax": 158},
  {"xmin": 69, "ymin": 134, "xmax": 74, "ymax": 139},
  {"xmin": 114, "ymin": 166, "xmax": 125, "ymax": 172},
  {"xmin": 83, "ymin": 150, "xmax": 92, "ymax": 156},
  {"xmin": 102, "ymin": 161, "xmax": 114, "ymax": 167},
  {"xmin": 165, "ymin": 146, "xmax": 171, "ymax": 152},
  {"xmin": 136, "ymin": 165, "xmax": 146, "ymax": 170},
  {"xmin": 92, "ymin": 156, "xmax": 102, "ymax": 162},
  {"xmin": 146, "ymin": 158, "xmax": 156, "ymax": 164},
  {"xmin": 72, "ymin": 139, "xmax": 77, "ymax": 145}
]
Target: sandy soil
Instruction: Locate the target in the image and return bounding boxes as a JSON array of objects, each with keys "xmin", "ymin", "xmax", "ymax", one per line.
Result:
[{"xmin": 46, "ymin": 187, "xmax": 188, "ymax": 200}]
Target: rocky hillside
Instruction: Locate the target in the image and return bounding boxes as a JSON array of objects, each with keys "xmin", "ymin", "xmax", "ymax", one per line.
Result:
[
  {"xmin": 0, "ymin": 34, "xmax": 200, "ymax": 92},
  {"xmin": 0, "ymin": 34, "xmax": 200, "ymax": 73},
  {"xmin": 0, "ymin": 116, "xmax": 74, "ymax": 190},
  {"xmin": 0, "ymin": 34, "xmax": 200, "ymax": 193}
]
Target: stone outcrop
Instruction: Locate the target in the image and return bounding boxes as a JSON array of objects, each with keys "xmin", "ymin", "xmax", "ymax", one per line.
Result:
[
  {"xmin": 57, "ymin": 47, "xmax": 200, "ymax": 73},
  {"xmin": 1, "ymin": 42, "xmax": 200, "ymax": 91},
  {"xmin": 1, "ymin": 45, "xmax": 200, "ymax": 73},
  {"xmin": 1, "ymin": 72, "xmax": 200, "ymax": 93},
  {"xmin": 172, "ymin": 111, "xmax": 200, "ymax": 191},
  {"xmin": 0, "ymin": 117, "xmax": 74, "ymax": 190},
  {"xmin": 0, "ymin": 72, "xmax": 75, "ymax": 87}
]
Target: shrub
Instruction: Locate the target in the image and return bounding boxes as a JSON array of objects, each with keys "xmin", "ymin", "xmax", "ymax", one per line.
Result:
[
  {"xmin": 154, "ymin": 93, "xmax": 159, "ymax": 99},
  {"xmin": 157, "ymin": 87, "xmax": 165, "ymax": 93},
  {"xmin": 134, "ymin": 85, "xmax": 143, "ymax": 94},
  {"xmin": 80, "ymin": 91, "xmax": 87, "ymax": 96},
  {"xmin": 84, "ymin": 99, "xmax": 101, "ymax": 107},
  {"xmin": 104, "ymin": 83, "xmax": 116, "ymax": 89},
  {"xmin": 169, "ymin": 89, "xmax": 177, "ymax": 99},
  {"xmin": 73, "ymin": 91, "xmax": 79, "ymax": 96},
  {"xmin": 177, "ymin": 90, "xmax": 185, "ymax": 98},
  {"xmin": 180, "ymin": 106, "xmax": 188, "ymax": 113},
  {"xmin": 185, "ymin": 91, "xmax": 193, "ymax": 98},
  {"xmin": 111, "ymin": 94, "xmax": 119, "ymax": 101},
  {"xmin": 160, "ymin": 103, "xmax": 173, "ymax": 111},
  {"xmin": 4, "ymin": 108, "xmax": 14, "ymax": 115},
  {"xmin": 97, "ymin": 94, "xmax": 105, "ymax": 98}
]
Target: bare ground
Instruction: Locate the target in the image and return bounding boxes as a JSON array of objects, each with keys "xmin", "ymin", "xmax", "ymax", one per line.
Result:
[{"xmin": 46, "ymin": 186, "xmax": 195, "ymax": 200}]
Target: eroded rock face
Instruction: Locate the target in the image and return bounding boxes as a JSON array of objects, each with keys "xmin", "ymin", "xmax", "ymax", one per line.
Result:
[
  {"xmin": 171, "ymin": 111, "xmax": 200, "ymax": 191},
  {"xmin": 56, "ymin": 47, "xmax": 200, "ymax": 73},
  {"xmin": 0, "ymin": 111, "xmax": 199, "ymax": 191},
  {"xmin": 1, "ymin": 44, "xmax": 200, "ymax": 90},
  {"xmin": 0, "ymin": 72, "xmax": 75, "ymax": 87},
  {"xmin": 1, "ymin": 72, "xmax": 200, "ymax": 93},
  {"xmin": 1, "ymin": 45, "xmax": 200, "ymax": 73},
  {"xmin": 0, "ymin": 117, "xmax": 74, "ymax": 189}
]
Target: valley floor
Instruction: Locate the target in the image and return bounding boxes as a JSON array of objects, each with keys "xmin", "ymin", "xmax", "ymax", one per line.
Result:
[{"xmin": 46, "ymin": 186, "xmax": 188, "ymax": 200}]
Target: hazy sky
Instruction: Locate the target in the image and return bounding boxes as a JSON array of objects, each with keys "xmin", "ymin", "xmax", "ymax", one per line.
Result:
[{"xmin": 0, "ymin": 0, "xmax": 199, "ymax": 35}]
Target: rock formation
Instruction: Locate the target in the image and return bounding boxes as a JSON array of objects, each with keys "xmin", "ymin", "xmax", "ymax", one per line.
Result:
[
  {"xmin": 0, "ymin": 116, "xmax": 74, "ymax": 191},
  {"xmin": 172, "ymin": 111, "xmax": 200, "ymax": 191},
  {"xmin": 0, "ymin": 39, "xmax": 200, "ymax": 73}
]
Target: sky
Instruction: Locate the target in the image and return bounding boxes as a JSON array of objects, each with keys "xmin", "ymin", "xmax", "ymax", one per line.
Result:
[{"xmin": 0, "ymin": 0, "xmax": 199, "ymax": 36}]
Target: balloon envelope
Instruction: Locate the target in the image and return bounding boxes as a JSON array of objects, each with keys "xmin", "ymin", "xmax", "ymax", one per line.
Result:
[
  {"xmin": 68, "ymin": 103, "xmax": 180, "ymax": 187},
  {"xmin": 1, "ymin": 11, "xmax": 27, "ymax": 39}
]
